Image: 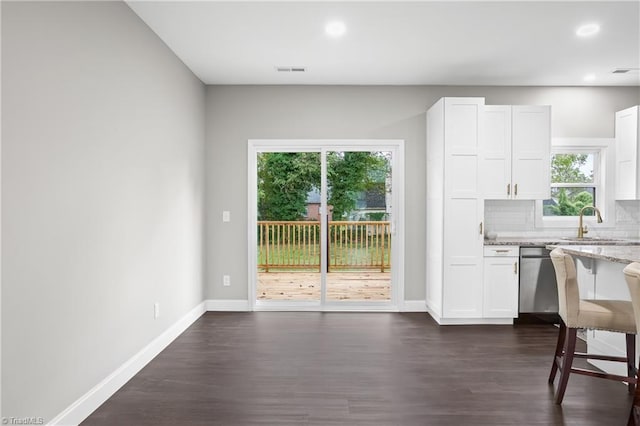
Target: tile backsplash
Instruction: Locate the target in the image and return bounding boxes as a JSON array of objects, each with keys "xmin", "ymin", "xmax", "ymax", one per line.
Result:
[
  {"xmin": 616, "ymin": 201, "xmax": 640, "ymax": 227},
  {"xmin": 485, "ymin": 200, "xmax": 536, "ymax": 233},
  {"xmin": 485, "ymin": 200, "xmax": 640, "ymax": 238}
]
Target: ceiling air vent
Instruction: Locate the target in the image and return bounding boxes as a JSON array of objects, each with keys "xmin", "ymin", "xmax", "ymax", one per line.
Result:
[
  {"xmin": 612, "ymin": 68, "xmax": 640, "ymax": 74},
  {"xmin": 275, "ymin": 66, "xmax": 307, "ymax": 73}
]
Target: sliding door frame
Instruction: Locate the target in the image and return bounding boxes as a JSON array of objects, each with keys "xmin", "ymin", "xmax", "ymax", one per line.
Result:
[{"xmin": 247, "ymin": 139, "xmax": 405, "ymax": 311}]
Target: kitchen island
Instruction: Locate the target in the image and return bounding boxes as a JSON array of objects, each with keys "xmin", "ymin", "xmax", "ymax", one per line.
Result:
[
  {"xmin": 548, "ymin": 244, "xmax": 640, "ymax": 264},
  {"xmin": 547, "ymin": 244, "xmax": 640, "ymax": 377}
]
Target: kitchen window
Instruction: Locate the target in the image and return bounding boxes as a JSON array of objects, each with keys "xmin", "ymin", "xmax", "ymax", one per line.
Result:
[
  {"xmin": 535, "ymin": 138, "xmax": 613, "ymax": 228},
  {"xmin": 543, "ymin": 151, "xmax": 598, "ymax": 217}
]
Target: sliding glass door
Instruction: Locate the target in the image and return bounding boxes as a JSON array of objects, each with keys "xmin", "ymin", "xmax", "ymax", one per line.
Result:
[
  {"xmin": 325, "ymin": 150, "xmax": 392, "ymax": 303},
  {"xmin": 248, "ymin": 140, "xmax": 403, "ymax": 310},
  {"xmin": 256, "ymin": 151, "xmax": 322, "ymax": 302}
]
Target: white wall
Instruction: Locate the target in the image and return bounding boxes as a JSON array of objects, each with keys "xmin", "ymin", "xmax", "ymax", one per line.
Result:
[
  {"xmin": 205, "ymin": 85, "xmax": 640, "ymax": 302},
  {"xmin": 2, "ymin": 2, "xmax": 205, "ymax": 422}
]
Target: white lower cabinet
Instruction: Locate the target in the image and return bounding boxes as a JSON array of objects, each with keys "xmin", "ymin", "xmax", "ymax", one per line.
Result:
[{"xmin": 483, "ymin": 246, "xmax": 519, "ymax": 318}]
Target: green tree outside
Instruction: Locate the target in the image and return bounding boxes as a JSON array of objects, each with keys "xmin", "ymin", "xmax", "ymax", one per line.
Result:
[
  {"xmin": 257, "ymin": 151, "xmax": 390, "ymax": 221},
  {"xmin": 327, "ymin": 151, "xmax": 389, "ymax": 219},
  {"xmin": 544, "ymin": 154, "xmax": 595, "ymax": 216},
  {"xmin": 551, "ymin": 154, "xmax": 590, "ymax": 183},
  {"xmin": 257, "ymin": 152, "xmax": 320, "ymax": 221}
]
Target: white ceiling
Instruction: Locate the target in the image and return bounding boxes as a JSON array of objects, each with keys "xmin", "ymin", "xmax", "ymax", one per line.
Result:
[{"xmin": 127, "ymin": 1, "xmax": 640, "ymax": 86}]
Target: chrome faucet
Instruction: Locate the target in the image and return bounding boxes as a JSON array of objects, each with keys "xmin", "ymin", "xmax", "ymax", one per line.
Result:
[{"xmin": 577, "ymin": 205, "xmax": 603, "ymax": 238}]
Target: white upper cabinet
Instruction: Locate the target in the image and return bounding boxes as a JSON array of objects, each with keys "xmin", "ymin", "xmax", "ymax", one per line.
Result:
[
  {"xmin": 512, "ymin": 106, "xmax": 551, "ymax": 199},
  {"xmin": 480, "ymin": 105, "xmax": 551, "ymax": 200},
  {"xmin": 615, "ymin": 106, "xmax": 640, "ymax": 200},
  {"xmin": 480, "ymin": 106, "xmax": 512, "ymax": 199}
]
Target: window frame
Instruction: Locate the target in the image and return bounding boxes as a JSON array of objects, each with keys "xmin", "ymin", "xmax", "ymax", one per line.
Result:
[
  {"xmin": 535, "ymin": 138, "xmax": 615, "ymax": 229},
  {"xmin": 546, "ymin": 150, "xmax": 599, "ymax": 216}
]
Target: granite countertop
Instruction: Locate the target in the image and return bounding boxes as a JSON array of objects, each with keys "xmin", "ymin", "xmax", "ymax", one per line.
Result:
[
  {"xmin": 485, "ymin": 237, "xmax": 640, "ymax": 247},
  {"xmin": 485, "ymin": 237, "xmax": 570, "ymax": 246},
  {"xmin": 545, "ymin": 245, "xmax": 640, "ymax": 264}
]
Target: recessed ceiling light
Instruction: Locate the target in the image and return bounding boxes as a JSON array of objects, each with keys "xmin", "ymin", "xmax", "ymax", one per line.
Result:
[
  {"xmin": 325, "ymin": 21, "xmax": 346, "ymax": 38},
  {"xmin": 275, "ymin": 66, "xmax": 307, "ymax": 73},
  {"xmin": 583, "ymin": 73, "xmax": 596, "ymax": 82},
  {"xmin": 576, "ymin": 23, "xmax": 600, "ymax": 37}
]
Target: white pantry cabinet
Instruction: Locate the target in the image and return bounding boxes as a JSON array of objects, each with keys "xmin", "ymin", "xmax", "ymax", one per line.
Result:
[
  {"xmin": 480, "ymin": 105, "xmax": 551, "ymax": 200},
  {"xmin": 426, "ymin": 97, "xmax": 486, "ymax": 324},
  {"xmin": 483, "ymin": 246, "xmax": 519, "ymax": 318},
  {"xmin": 615, "ymin": 105, "xmax": 640, "ymax": 200}
]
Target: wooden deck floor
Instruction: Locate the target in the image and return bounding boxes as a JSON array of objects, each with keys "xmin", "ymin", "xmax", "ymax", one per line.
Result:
[{"xmin": 257, "ymin": 271, "xmax": 391, "ymax": 301}]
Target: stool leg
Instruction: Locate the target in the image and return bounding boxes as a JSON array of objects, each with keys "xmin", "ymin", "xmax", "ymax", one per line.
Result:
[
  {"xmin": 627, "ymin": 334, "xmax": 636, "ymax": 394},
  {"xmin": 628, "ymin": 381, "xmax": 640, "ymax": 426},
  {"xmin": 549, "ymin": 322, "xmax": 567, "ymax": 384},
  {"xmin": 555, "ymin": 327, "xmax": 577, "ymax": 404}
]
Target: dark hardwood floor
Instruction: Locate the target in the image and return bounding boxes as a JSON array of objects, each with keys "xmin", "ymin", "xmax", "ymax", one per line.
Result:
[{"xmin": 82, "ymin": 312, "xmax": 633, "ymax": 425}]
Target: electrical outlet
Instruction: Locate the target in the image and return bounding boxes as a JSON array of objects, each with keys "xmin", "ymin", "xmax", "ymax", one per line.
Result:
[
  {"xmin": 154, "ymin": 302, "xmax": 160, "ymax": 319},
  {"xmin": 222, "ymin": 211, "xmax": 230, "ymax": 222},
  {"xmin": 223, "ymin": 275, "xmax": 231, "ymax": 286}
]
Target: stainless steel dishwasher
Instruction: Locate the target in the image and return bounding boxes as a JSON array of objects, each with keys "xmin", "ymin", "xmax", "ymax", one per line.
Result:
[{"xmin": 519, "ymin": 246, "xmax": 559, "ymax": 313}]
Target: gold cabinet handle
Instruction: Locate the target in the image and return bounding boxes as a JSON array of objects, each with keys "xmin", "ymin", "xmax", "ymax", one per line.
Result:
[
  {"xmin": 507, "ymin": 183, "xmax": 511, "ymax": 196},
  {"xmin": 479, "ymin": 222, "xmax": 483, "ymax": 235},
  {"xmin": 514, "ymin": 183, "xmax": 518, "ymax": 196},
  {"xmin": 514, "ymin": 261, "xmax": 518, "ymax": 274}
]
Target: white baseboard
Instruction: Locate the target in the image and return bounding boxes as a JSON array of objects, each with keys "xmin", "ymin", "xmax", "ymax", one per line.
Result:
[
  {"xmin": 48, "ymin": 302, "xmax": 206, "ymax": 426},
  {"xmin": 440, "ymin": 318, "xmax": 513, "ymax": 325},
  {"xmin": 401, "ymin": 300, "xmax": 427, "ymax": 312},
  {"xmin": 428, "ymin": 312, "xmax": 514, "ymax": 325},
  {"xmin": 205, "ymin": 299, "xmax": 251, "ymax": 311},
  {"xmin": 205, "ymin": 299, "xmax": 426, "ymax": 312},
  {"xmin": 426, "ymin": 299, "xmax": 442, "ymax": 319}
]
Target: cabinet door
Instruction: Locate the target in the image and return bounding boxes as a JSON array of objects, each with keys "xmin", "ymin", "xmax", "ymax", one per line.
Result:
[
  {"xmin": 443, "ymin": 199, "xmax": 484, "ymax": 318},
  {"xmin": 512, "ymin": 106, "xmax": 551, "ymax": 200},
  {"xmin": 615, "ymin": 106, "xmax": 639, "ymax": 200},
  {"xmin": 483, "ymin": 256, "xmax": 519, "ymax": 318},
  {"xmin": 444, "ymin": 98, "xmax": 483, "ymax": 198},
  {"xmin": 480, "ymin": 105, "xmax": 512, "ymax": 199},
  {"xmin": 443, "ymin": 98, "xmax": 484, "ymax": 318}
]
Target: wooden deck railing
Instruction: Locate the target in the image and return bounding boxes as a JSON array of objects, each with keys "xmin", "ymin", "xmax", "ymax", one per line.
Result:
[{"xmin": 258, "ymin": 221, "xmax": 391, "ymax": 272}]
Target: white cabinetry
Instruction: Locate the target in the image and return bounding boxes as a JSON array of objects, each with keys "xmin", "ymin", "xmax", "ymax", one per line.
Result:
[
  {"xmin": 615, "ymin": 105, "xmax": 640, "ymax": 200},
  {"xmin": 480, "ymin": 105, "xmax": 551, "ymax": 200},
  {"xmin": 483, "ymin": 246, "xmax": 519, "ymax": 318},
  {"xmin": 426, "ymin": 97, "xmax": 486, "ymax": 324}
]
